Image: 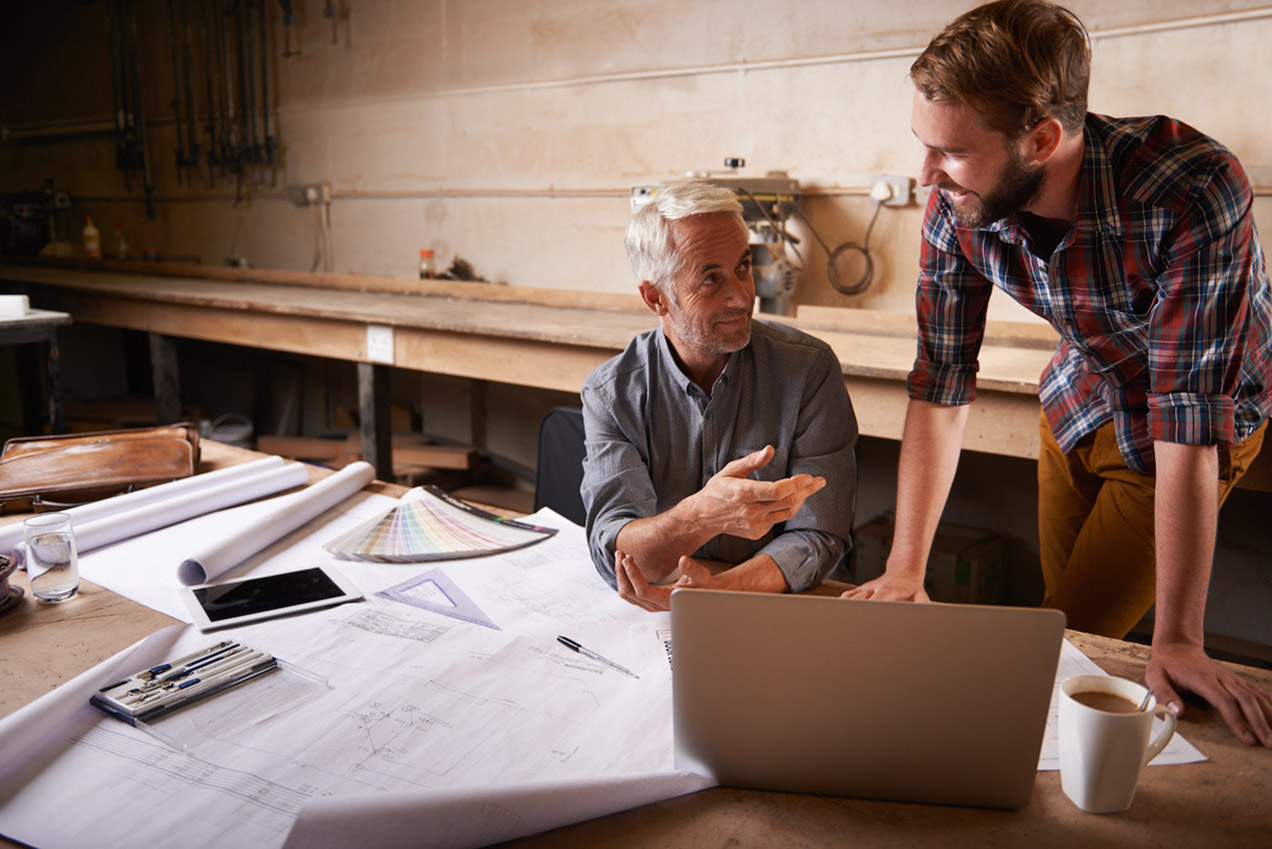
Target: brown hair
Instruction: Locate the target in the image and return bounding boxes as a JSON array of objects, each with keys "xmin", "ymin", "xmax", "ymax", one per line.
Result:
[{"xmin": 911, "ymin": 0, "xmax": 1090, "ymax": 137}]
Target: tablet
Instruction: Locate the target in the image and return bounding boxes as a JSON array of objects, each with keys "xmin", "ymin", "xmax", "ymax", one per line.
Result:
[{"xmin": 180, "ymin": 565, "xmax": 363, "ymax": 631}]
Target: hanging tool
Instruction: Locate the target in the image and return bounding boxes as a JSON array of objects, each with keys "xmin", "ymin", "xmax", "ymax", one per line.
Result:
[
  {"xmin": 216, "ymin": 0, "xmax": 237, "ymax": 183},
  {"xmin": 280, "ymin": 0, "xmax": 299, "ymax": 58},
  {"xmin": 201, "ymin": 0, "xmax": 220, "ymax": 186},
  {"xmin": 98, "ymin": 0, "xmax": 282, "ymax": 210},
  {"xmin": 329, "ymin": 0, "xmax": 338, "ymax": 44},
  {"xmin": 258, "ymin": 0, "xmax": 277, "ymax": 184},
  {"xmin": 125, "ymin": 0, "xmax": 156, "ymax": 217},
  {"xmin": 239, "ymin": 0, "xmax": 259, "ymax": 181},
  {"xmin": 234, "ymin": 0, "xmax": 252, "ymax": 201},
  {"xmin": 107, "ymin": 0, "xmax": 131, "ymax": 190},
  {"xmin": 180, "ymin": 0, "xmax": 201, "ymax": 183},
  {"xmin": 166, "ymin": 0, "xmax": 188, "ymax": 185}
]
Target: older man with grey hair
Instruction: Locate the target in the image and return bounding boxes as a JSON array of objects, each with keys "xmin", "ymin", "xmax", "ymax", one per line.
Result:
[{"xmin": 581, "ymin": 180, "xmax": 858, "ymax": 611}]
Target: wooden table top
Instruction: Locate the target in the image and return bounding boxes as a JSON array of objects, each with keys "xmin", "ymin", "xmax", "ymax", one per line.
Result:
[{"xmin": 2, "ymin": 441, "xmax": 1270, "ymax": 848}]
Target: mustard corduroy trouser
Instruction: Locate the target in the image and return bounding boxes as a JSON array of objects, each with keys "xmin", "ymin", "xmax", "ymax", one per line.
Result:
[{"xmin": 1037, "ymin": 409, "xmax": 1266, "ymax": 639}]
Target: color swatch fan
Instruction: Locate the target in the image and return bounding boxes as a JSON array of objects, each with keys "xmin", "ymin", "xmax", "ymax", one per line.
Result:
[{"xmin": 323, "ymin": 485, "xmax": 557, "ymax": 562}]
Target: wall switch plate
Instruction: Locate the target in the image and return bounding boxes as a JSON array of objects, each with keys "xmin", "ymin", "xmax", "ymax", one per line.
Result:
[
  {"xmin": 286, "ymin": 183, "xmax": 332, "ymax": 206},
  {"xmin": 869, "ymin": 176, "xmax": 914, "ymax": 207},
  {"xmin": 366, "ymin": 325, "xmax": 394, "ymax": 364}
]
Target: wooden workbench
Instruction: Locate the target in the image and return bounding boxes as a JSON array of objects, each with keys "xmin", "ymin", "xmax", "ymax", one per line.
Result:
[
  {"xmin": 1, "ymin": 259, "xmax": 1267, "ymax": 490},
  {"xmin": 0, "ymin": 261, "xmax": 1047, "ymax": 461},
  {"xmin": 1, "ymin": 441, "xmax": 1270, "ymax": 848}
]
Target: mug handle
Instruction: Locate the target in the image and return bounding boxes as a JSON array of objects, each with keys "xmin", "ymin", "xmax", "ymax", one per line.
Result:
[{"xmin": 1143, "ymin": 704, "xmax": 1178, "ymax": 765}]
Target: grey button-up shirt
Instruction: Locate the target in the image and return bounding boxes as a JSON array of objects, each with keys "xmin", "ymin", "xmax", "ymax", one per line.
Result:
[{"xmin": 581, "ymin": 319, "xmax": 857, "ymax": 592}]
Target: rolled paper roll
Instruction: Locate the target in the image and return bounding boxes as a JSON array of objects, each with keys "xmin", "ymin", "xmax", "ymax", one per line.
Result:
[
  {"xmin": 178, "ymin": 461, "xmax": 375, "ymax": 586},
  {"xmin": 0, "ymin": 456, "xmax": 290, "ymax": 559},
  {"xmin": 11, "ymin": 461, "xmax": 311, "ymax": 569}
]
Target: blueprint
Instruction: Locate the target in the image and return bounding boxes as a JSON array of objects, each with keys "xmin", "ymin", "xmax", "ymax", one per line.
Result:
[{"xmin": 0, "ymin": 508, "xmax": 704, "ymax": 849}]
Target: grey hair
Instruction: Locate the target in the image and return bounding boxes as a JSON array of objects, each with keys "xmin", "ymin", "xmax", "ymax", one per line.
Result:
[{"xmin": 625, "ymin": 181, "xmax": 747, "ymax": 293}]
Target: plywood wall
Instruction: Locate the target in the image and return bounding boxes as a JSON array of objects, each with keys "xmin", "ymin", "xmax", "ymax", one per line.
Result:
[{"xmin": 4, "ymin": 0, "xmax": 1270, "ymax": 324}]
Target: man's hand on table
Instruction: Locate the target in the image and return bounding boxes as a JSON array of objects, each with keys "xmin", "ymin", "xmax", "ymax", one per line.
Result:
[
  {"xmin": 1147, "ymin": 640, "xmax": 1272, "ymax": 747},
  {"xmin": 839, "ymin": 569, "xmax": 930, "ymax": 602}
]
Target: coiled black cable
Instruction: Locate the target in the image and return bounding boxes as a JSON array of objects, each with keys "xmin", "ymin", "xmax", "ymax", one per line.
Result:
[{"xmin": 796, "ymin": 201, "xmax": 883, "ymax": 297}]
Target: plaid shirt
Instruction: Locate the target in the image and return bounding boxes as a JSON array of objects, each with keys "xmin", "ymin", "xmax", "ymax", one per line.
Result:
[{"xmin": 909, "ymin": 113, "xmax": 1272, "ymax": 474}]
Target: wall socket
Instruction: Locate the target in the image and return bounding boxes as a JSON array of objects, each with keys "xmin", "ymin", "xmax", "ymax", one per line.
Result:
[
  {"xmin": 869, "ymin": 176, "xmax": 914, "ymax": 207},
  {"xmin": 287, "ymin": 182, "xmax": 332, "ymax": 206},
  {"xmin": 366, "ymin": 325, "xmax": 394, "ymax": 364}
]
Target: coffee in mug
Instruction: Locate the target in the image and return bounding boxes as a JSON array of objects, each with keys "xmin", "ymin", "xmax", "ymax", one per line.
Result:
[
  {"xmin": 1059, "ymin": 674, "xmax": 1176, "ymax": 814},
  {"xmin": 1070, "ymin": 690, "xmax": 1141, "ymax": 714}
]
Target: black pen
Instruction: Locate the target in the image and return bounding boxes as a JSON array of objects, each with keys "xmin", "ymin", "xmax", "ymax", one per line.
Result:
[{"xmin": 557, "ymin": 635, "xmax": 640, "ymax": 679}]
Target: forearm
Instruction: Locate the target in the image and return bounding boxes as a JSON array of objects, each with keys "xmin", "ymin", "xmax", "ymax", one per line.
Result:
[
  {"xmin": 615, "ymin": 498, "xmax": 717, "ymax": 582},
  {"xmin": 715, "ymin": 554, "xmax": 789, "ymax": 593},
  {"xmin": 886, "ymin": 400, "xmax": 969, "ymax": 579},
  {"xmin": 1150, "ymin": 441, "xmax": 1219, "ymax": 649}
]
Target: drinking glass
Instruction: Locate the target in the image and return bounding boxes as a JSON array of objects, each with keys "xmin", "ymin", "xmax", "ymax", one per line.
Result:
[{"xmin": 24, "ymin": 512, "xmax": 80, "ymax": 602}]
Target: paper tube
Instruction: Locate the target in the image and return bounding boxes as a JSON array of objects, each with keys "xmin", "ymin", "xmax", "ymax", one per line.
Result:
[
  {"xmin": 11, "ymin": 462, "xmax": 311, "ymax": 568},
  {"xmin": 178, "ymin": 461, "xmax": 375, "ymax": 586},
  {"xmin": 0, "ymin": 456, "xmax": 288, "ymax": 558}
]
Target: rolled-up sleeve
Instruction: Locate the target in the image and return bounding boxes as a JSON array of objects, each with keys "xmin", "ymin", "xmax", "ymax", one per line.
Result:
[
  {"xmin": 908, "ymin": 191, "xmax": 993, "ymax": 407},
  {"xmin": 580, "ymin": 374, "xmax": 652, "ymax": 589},
  {"xmin": 1147, "ymin": 157, "xmax": 1266, "ymax": 447},
  {"xmin": 756, "ymin": 345, "xmax": 858, "ymax": 592}
]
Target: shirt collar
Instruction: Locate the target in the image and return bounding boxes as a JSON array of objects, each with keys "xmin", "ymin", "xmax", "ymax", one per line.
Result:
[{"xmin": 655, "ymin": 326, "xmax": 738, "ymax": 397}]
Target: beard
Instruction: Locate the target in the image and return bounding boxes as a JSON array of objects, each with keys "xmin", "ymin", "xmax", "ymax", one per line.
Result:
[
  {"xmin": 946, "ymin": 150, "xmax": 1045, "ymax": 229},
  {"xmin": 665, "ymin": 297, "xmax": 752, "ymax": 361}
]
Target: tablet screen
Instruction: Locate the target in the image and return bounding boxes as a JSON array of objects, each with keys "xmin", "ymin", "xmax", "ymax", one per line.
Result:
[
  {"xmin": 194, "ymin": 568, "xmax": 344, "ymax": 621},
  {"xmin": 183, "ymin": 566, "xmax": 363, "ymax": 630}
]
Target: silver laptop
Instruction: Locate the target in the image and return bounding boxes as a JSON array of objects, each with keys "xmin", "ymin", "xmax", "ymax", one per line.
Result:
[{"xmin": 671, "ymin": 589, "xmax": 1065, "ymax": 810}]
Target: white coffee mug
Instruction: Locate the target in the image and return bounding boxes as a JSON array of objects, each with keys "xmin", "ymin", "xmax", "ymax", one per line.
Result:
[{"xmin": 1059, "ymin": 674, "xmax": 1177, "ymax": 813}]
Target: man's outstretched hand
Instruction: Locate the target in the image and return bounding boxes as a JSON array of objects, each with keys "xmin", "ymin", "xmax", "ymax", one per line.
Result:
[{"xmin": 689, "ymin": 445, "xmax": 826, "ymax": 541}]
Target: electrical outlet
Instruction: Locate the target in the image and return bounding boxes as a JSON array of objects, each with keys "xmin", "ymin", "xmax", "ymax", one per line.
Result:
[
  {"xmin": 366, "ymin": 325, "xmax": 394, "ymax": 364},
  {"xmin": 286, "ymin": 183, "xmax": 331, "ymax": 206},
  {"xmin": 869, "ymin": 176, "xmax": 914, "ymax": 207}
]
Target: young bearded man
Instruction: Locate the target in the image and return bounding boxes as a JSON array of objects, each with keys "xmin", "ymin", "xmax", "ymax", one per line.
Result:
[{"xmin": 843, "ymin": 0, "xmax": 1272, "ymax": 746}]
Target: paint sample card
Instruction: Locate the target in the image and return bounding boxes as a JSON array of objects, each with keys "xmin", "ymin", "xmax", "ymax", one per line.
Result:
[{"xmin": 322, "ymin": 485, "xmax": 557, "ymax": 562}]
